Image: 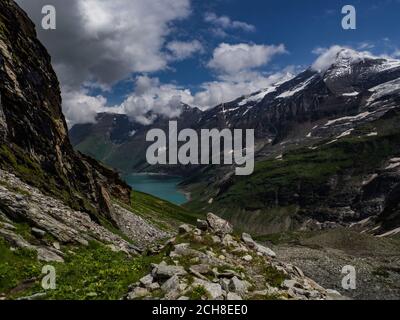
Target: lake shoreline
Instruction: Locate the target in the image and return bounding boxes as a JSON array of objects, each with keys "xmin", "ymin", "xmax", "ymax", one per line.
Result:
[{"xmin": 123, "ymin": 173, "xmax": 189, "ymax": 205}]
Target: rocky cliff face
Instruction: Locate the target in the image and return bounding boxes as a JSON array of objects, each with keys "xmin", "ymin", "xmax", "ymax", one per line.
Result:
[{"xmin": 0, "ymin": 0, "xmax": 130, "ymax": 224}]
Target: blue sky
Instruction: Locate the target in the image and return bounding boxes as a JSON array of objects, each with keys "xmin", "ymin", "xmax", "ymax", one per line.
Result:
[
  {"xmin": 17, "ymin": 0, "xmax": 400, "ymax": 125},
  {"xmin": 155, "ymin": 0, "xmax": 400, "ymax": 89}
]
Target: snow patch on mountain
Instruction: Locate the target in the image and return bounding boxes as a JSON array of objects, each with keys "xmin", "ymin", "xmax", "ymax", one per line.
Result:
[
  {"xmin": 324, "ymin": 112, "xmax": 372, "ymax": 127},
  {"xmin": 336, "ymin": 129, "xmax": 354, "ymax": 139},
  {"xmin": 367, "ymin": 78, "xmax": 400, "ymax": 105},
  {"xmin": 276, "ymin": 76, "xmax": 315, "ymax": 99},
  {"xmin": 236, "ymin": 73, "xmax": 295, "ymax": 106},
  {"xmin": 221, "ymin": 106, "xmax": 240, "ymax": 113},
  {"xmin": 343, "ymin": 92, "xmax": 359, "ymax": 97},
  {"xmin": 238, "ymin": 88, "xmax": 276, "ymax": 106}
]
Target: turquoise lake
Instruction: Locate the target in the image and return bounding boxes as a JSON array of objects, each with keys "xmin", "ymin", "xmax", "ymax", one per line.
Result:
[{"xmin": 124, "ymin": 174, "xmax": 188, "ymax": 205}]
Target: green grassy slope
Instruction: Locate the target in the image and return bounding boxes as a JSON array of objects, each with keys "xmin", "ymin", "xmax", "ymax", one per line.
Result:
[
  {"xmin": 0, "ymin": 189, "xmax": 201, "ymax": 300},
  {"xmin": 114, "ymin": 191, "xmax": 201, "ymax": 232},
  {"xmin": 0, "ymin": 238, "xmax": 163, "ymax": 300}
]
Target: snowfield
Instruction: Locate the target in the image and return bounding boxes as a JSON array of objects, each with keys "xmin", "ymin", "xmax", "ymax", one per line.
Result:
[
  {"xmin": 367, "ymin": 78, "xmax": 400, "ymax": 105},
  {"xmin": 276, "ymin": 76, "xmax": 315, "ymax": 99}
]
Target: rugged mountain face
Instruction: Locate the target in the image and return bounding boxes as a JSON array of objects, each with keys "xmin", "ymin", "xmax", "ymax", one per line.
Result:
[
  {"xmin": 71, "ymin": 49, "xmax": 400, "ymax": 236},
  {"xmin": 0, "ymin": 0, "xmax": 130, "ymax": 224},
  {"xmin": 185, "ymin": 51, "xmax": 400, "ymax": 236}
]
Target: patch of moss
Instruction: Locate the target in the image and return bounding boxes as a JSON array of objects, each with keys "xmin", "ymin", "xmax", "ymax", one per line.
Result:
[
  {"xmin": 13, "ymin": 223, "xmax": 34, "ymax": 241},
  {"xmin": 372, "ymin": 266, "xmax": 390, "ymax": 279},
  {"xmin": 250, "ymin": 293, "xmax": 281, "ymax": 300},
  {"xmin": 187, "ymin": 285, "xmax": 209, "ymax": 300},
  {"xmin": 0, "ymin": 179, "xmax": 31, "ymax": 197},
  {"xmin": 0, "ymin": 238, "xmax": 41, "ymax": 294},
  {"xmin": 264, "ymin": 265, "xmax": 287, "ymax": 288}
]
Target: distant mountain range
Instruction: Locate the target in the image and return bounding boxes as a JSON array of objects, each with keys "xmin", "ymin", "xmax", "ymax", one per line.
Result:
[{"xmin": 70, "ymin": 49, "xmax": 400, "ymax": 236}]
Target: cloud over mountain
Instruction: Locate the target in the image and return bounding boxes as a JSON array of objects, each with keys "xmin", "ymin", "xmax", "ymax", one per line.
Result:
[{"xmin": 208, "ymin": 43, "xmax": 287, "ymax": 75}]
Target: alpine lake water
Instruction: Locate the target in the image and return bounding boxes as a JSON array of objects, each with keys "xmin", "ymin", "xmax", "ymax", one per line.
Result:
[{"xmin": 123, "ymin": 174, "xmax": 188, "ymax": 205}]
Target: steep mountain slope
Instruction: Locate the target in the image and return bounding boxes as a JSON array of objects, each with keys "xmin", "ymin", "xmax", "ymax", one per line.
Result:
[{"xmin": 0, "ymin": 0, "xmax": 130, "ymax": 224}]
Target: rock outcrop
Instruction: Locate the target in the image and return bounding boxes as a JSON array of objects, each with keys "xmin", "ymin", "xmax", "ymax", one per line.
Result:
[
  {"xmin": 125, "ymin": 214, "xmax": 344, "ymax": 300},
  {"xmin": 0, "ymin": 169, "xmax": 139, "ymax": 259}
]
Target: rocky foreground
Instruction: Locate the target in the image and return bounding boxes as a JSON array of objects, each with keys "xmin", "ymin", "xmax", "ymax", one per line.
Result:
[
  {"xmin": 0, "ymin": 168, "xmax": 169, "ymax": 262},
  {"xmin": 0, "ymin": 167, "xmax": 345, "ymax": 300},
  {"xmin": 125, "ymin": 213, "xmax": 345, "ymax": 300}
]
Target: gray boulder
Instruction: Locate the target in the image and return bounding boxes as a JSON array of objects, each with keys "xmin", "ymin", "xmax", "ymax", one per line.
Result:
[
  {"xmin": 193, "ymin": 279, "xmax": 223, "ymax": 299},
  {"xmin": 127, "ymin": 287, "xmax": 149, "ymax": 300},
  {"xmin": 161, "ymin": 275, "xmax": 181, "ymax": 292},
  {"xmin": 229, "ymin": 276, "xmax": 250, "ymax": 295},
  {"xmin": 241, "ymin": 233, "xmax": 276, "ymax": 258},
  {"xmin": 139, "ymin": 274, "xmax": 154, "ymax": 287},
  {"xmin": 206, "ymin": 213, "xmax": 233, "ymax": 235},
  {"xmin": 178, "ymin": 224, "xmax": 193, "ymax": 234},
  {"xmin": 227, "ymin": 292, "xmax": 243, "ymax": 300},
  {"xmin": 32, "ymin": 227, "xmax": 46, "ymax": 238},
  {"xmin": 152, "ymin": 262, "xmax": 187, "ymax": 279}
]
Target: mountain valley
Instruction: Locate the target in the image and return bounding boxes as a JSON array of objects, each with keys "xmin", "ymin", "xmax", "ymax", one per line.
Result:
[{"xmin": 1, "ymin": 0, "xmax": 399, "ymax": 301}]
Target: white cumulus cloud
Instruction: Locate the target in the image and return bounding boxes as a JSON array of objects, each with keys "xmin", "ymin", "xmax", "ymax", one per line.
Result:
[
  {"xmin": 208, "ymin": 43, "xmax": 287, "ymax": 75},
  {"xmin": 62, "ymin": 89, "xmax": 108, "ymax": 127},
  {"xmin": 166, "ymin": 40, "xmax": 204, "ymax": 61},
  {"xmin": 16, "ymin": 0, "xmax": 191, "ymax": 87},
  {"xmin": 120, "ymin": 76, "xmax": 195, "ymax": 124},
  {"xmin": 16, "ymin": 0, "xmax": 192, "ymax": 124},
  {"xmin": 204, "ymin": 12, "xmax": 255, "ymax": 33}
]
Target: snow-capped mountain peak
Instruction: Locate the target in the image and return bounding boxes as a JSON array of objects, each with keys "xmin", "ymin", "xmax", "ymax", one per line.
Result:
[{"xmin": 313, "ymin": 46, "xmax": 400, "ymax": 77}]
